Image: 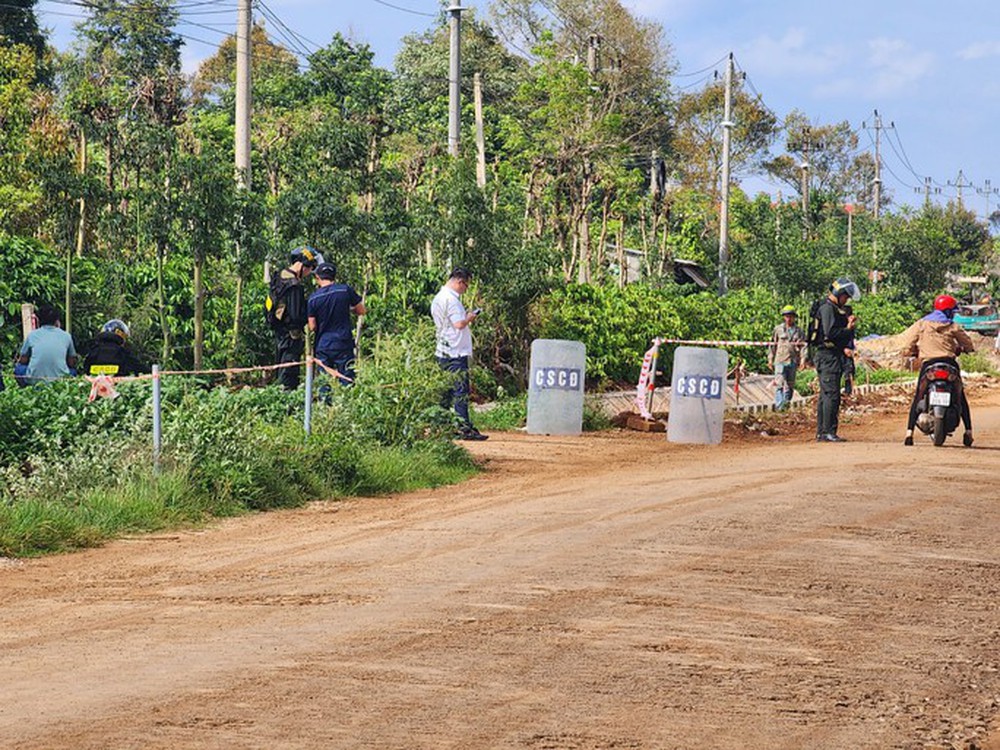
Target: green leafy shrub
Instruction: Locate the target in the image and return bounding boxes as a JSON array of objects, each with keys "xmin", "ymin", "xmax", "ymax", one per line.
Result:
[
  {"xmin": 852, "ymin": 295, "xmax": 921, "ymax": 337},
  {"xmin": 328, "ymin": 323, "xmax": 455, "ymax": 446},
  {"xmin": 474, "ymin": 393, "xmax": 527, "ymax": 432},
  {"xmin": 532, "ymin": 284, "xmax": 687, "ymax": 386},
  {"xmin": 0, "ymin": 331, "xmax": 477, "ymax": 556},
  {"xmin": 533, "ymin": 284, "xmax": 783, "ymax": 386},
  {"xmin": 959, "ymin": 351, "xmax": 999, "ymax": 376}
]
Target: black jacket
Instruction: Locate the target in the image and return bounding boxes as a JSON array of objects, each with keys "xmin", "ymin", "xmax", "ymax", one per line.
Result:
[
  {"xmin": 270, "ymin": 269, "xmax": 308, "ymax": 332},
  {"xmin": 83, "ymin": 333, "xmax": 146, "ymax": 377},
  {"xmin": 817, "ymin": 298, "xmax": 853, "ymax": 350}
]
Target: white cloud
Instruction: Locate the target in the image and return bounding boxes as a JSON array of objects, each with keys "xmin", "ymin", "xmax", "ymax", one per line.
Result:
[
  {"xmin": 625, "ymin": 0, "xmax": 698, "ymax": 17},
  {"xmin": 812, "ymin": 37, "xmax": 934, "ymax": 100},
  {"xmin": 737, "ymin": 28, "xmax": 847, "ymax": 77},
  {"xmin": 958, "ymin": 41, "xmax": 1000, "ymax": 60},
  {"xmin": 865, "ymin": 37, "xmax": 935, "ymax": 97}
]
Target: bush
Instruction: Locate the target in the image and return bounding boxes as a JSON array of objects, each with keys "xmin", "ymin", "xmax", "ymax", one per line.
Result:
[
  {"xmin": 852, "ymin": 295, "xmax": 921, "ymax": 337},
  {"xmin": 532, "ymin": 284, "xmax": 782, "ymax": 386},
  {"xmin": 0, "ymin": 331, "xmax": 478, "ymax": 557}
]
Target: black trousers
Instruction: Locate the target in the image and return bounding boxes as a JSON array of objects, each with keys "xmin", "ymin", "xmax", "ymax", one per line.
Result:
[
  {"xmin": 814, "ymin": 348, "xmax": 843, "ymax": 437},
  {"xmin": 275, "ymin": 330, "xmax": 304, "ymax": 390},
  {"xmin": 437, "ymin": 355, "xmax": 473, "ymax": 428},
  {"xmin": 906, "ymin": 357, "xmax": 972, "ymax": 431}
]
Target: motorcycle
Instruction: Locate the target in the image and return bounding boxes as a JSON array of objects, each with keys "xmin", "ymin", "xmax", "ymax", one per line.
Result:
[{"xmin": 913, "ymin": 361, "xmax": 963, "ymax": 446}]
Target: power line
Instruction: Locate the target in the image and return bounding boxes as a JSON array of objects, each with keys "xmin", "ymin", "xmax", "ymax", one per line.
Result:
[
  {"xmin": 255, "ymin": 0, "xmax": 320, "ymax": 58},
  {"xmin": 675, "ymin": 54, "xmax": 728, "ymax": 78},
  {"xmin": 369, "ymin": 0, "xmax": 437, "ymax": 17}
]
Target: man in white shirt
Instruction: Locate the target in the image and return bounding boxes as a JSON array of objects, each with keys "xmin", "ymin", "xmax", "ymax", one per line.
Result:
[{"xmin": 431, "ymin": 267, "xmax": 487, "ymax": 441}]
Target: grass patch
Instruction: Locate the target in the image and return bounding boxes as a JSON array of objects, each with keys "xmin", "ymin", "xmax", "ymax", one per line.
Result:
[
  {"xmin": 0, "ymin": 334, "xmax": 479, "ymax": 558},
  {"xmin": 475, "ymin": 393, "xmax": 527, "ymax": 431},
  {"xmin": 959, "ymin": 351, "xmax": 1000, "ymax": 376},
  {"xmin": 795, "ymin": 365, "xmax": 915, "ymax": 397},
  {"xmin": 474, "ymin": 392, "xmax": 612, "ymax": 433}
]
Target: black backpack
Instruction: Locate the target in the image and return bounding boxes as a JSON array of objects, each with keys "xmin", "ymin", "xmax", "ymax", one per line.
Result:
[
  {"xmin": 804, "ymin": 298, "xmax": 824, "ymax": 363},
  {"xmin": 265, "ymin": 274, "xmax": 292, "ymax": 329}
]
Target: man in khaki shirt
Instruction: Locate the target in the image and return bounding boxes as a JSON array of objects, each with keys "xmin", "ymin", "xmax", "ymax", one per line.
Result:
[
  {"xmin": 768, "ymin": 305, "xmax": 804, "ymax": 410},
  {"xmin": 900, "ymin": 294, "xmax": 975, "ymax": 446}
]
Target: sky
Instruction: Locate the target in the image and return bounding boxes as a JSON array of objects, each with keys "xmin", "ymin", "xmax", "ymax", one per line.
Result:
[{"xmin": 36, "ymin": 0, "xmax": 1000, "ymax": 217}]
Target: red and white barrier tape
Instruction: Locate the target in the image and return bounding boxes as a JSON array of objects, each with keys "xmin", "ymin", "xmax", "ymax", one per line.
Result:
[{"xmin": 635, "ymin": 342, "xmax": 660, "ymax": 420}]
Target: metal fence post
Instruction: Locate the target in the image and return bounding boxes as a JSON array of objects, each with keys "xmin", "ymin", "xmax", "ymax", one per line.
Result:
[
  {"xmin": 303, "ymin": 357, "xmax": 313, "ymax": 438},
  {"xmin": 152, "ymin": 364, "xmax": 162, "ymax": 471}
]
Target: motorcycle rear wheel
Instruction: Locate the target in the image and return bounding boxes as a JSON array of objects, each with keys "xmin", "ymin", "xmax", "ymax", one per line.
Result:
[{"xmin": 933, "ymin": 416, "xmax": 947, "ymax": 446}]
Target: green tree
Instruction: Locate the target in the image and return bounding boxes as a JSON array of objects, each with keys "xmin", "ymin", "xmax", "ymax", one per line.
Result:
[
  {"xmin": 0, "ymin": 0, "xmax": 49, "ymax": 83},
  {"xmin": 670, "ymin": 79, "xmax": 778, "ymax": 199}
]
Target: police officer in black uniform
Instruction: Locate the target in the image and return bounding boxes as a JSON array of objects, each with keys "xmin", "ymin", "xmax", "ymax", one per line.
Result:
[
  {"xmin": 268, "ymin": 246, "xmax": 319, "ymax": 390},
  {"xmin": 813, "ymin": 278, "xmax": 859, "ymax": 442},
  {"xmin": 83, "ymin": 319, "xmax": 146, "ymax": 377}
]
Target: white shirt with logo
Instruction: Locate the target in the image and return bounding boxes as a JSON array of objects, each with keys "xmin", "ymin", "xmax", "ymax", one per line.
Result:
[{"xmin": 431, "ymin": 285, "xmax": 472, "ymax": 357}]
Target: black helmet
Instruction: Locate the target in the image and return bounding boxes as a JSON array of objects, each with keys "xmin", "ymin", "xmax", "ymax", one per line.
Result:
[
  {"xmin": 830, "ymin": 277, "xmax": 861, "ymax": 301},
  {"xmin": 314, "ymin": 262, "xmax": 337, "ymax": 281},
  {"xmin": 290, "ymin": 246, "xmax": 321, "ymax": 268},
  {"xmin": 102, "ymin": 319, "xmax": 130, "ymax": 341}
]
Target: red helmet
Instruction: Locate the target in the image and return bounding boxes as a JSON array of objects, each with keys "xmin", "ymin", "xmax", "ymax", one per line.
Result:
[{"xmin": 934, "ymin": 294, "xmax": 958, "ymax": 312}]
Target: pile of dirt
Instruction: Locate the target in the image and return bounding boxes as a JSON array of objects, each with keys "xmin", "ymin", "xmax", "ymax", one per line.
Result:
[
  {"xmin": 856, "ymin": 332, "xmax": 914, "ymax": 370},
  {"xmin": 858, "ymin": 330, "xmax": 1000, "ymax": 372}
]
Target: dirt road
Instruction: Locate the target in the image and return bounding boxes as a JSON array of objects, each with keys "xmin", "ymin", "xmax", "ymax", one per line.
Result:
[{"xmin": 2, "ymin": 389, "xmax": 1000, "ymax": 750}]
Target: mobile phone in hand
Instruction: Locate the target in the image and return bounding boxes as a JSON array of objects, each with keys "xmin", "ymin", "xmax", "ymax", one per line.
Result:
[{"xmin": 471, "ymin": 308, "xmax": 483, "ymax": 316}]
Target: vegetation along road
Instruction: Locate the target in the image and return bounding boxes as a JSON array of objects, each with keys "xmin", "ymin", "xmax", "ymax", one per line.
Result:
[{"xmin": 2, "ymin": 389, "xmax": 1000, "ymax": 750}]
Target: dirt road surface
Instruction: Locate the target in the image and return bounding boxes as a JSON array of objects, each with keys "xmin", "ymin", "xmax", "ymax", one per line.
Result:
[{"xmin": 3, "ymin": 388, "xmax": 1000, "ymax": 750}]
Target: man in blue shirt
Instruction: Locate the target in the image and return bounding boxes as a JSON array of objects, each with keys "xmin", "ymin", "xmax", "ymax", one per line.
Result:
[
  {"xmin": 18, "ymin": 304, "xmax": 77, "ymax": 385},
  {"xmin": 307, "ymin": 263, "xmax": 365, "ymax": 386}
]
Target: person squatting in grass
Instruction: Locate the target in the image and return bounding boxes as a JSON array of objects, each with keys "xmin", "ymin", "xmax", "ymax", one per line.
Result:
[
  {"xmin": 307, "ymin": 262, "xmax": 366, "ymax": 387},
  {"xmin": 768, "ymin": 304, "xmax": 804, "ymax": 410},
  {"xmin": 82, "ymin": 319, "xmax": 147, "ymax": 378},
  {"xmin": 810, "ymin": 278, "xmax": 859, "ymax": 442},
  {"xmin": 268, "ymin": 246, "xmax": 319, "ymax": 390},
  {"xmin": 18, "ymin": 303, "xmax": 77, "ymax": 386},
  {"xmin": 431, "ymin": 267, "xmax": 488, "ymax": 441}
]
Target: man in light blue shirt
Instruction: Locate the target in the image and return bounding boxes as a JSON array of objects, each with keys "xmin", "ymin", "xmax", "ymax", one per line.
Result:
[{"xmin": 18, "ymin": 304, "xmax": 77, "ymax": 385}]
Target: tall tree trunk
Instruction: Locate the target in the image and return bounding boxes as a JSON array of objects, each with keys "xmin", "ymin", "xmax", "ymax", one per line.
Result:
[
  {"xmin": 617, "ymin": 215, "xmax": 626, "ymax": 288},
  {"xmin": 596, "ymin": 191, "xmax": 611, "ymax": 281},
  {"xmin": 64, "ymin": 248, "xmax": 72, "ymax": 336},
  {"xmin": 576, "ymin": 165, "xmax": 595, "ymax": 284},
  {"xmin": 193, "ymin": 254, "xmax": 204, "ymax": 370},
  {"xmin": 362, "ymin": 127, "xmax": 378, "ymax": 213},
  {"xmin": 105, "ymin": 133, "xmax": 114, "ymax": 194},
  {"xmin": 230, "ymin": 274, "xmax": 244, "ymax": 366},
  {"xmin": 76, "ymin": 129, "xmax": 87, "ymax": 259}
]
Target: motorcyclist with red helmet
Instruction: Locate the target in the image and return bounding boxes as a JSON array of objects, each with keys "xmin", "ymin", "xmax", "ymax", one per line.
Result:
[{"xmin": 900, "ymin": 294, "xmax": 976, "ymax": 446}]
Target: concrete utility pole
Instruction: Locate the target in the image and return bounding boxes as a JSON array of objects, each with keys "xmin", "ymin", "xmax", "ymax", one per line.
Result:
[
  {"xmin": 862, "ymin": 110, "xmax": 886, "ymax": 294},
  {"xmin": 473, "ymin": 72, "xmax": 486, "ymax": 187},
  {"xmin": 869, "ymin": 110, "xmax": 883, "ymax": 219},
  {"xmin": 587, "ymin": 33, "xmax": 601, "ymax": 77},
  {"xmin": 798, "ymin": 125, "xmax": 811, "ymax": 235},
  {"xmin": 718, "ymin": 52, "xmax": 734, "ymax": 296},
  {"xmin": 976, "ymin": 178, "xmax": 998, "ymax": 217},
  {"xmin": 448, "ymin": 1, "xmax": 464, "ymax": 156},
  {"xmin": 845, "ymin": 204, "xmax": 854, "ymax": 256},
  {"xmin": 235, "ymin": 0, "xmax": 251, "ymax": 188},
  {"xmin": 914, "ymin": 176, "xmax": 940, "ymax": 208},
  {"xmin": 231, "ymin": 0, "xmax": 252, "ymax": 366},
  {"xmin": 949, "ymin": 170, "xmax": 972, "ymax": 210}
]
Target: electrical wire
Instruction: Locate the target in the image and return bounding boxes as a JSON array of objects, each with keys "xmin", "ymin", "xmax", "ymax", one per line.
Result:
[
  {"xmin": 674, "ymin": 54, "xmax": 728, "ymax": 78},
  {"xmin": 370, "ymin": 0, "xmax": 437, "ymax": 17},
  {"xmin": 255, "ymin": 0, "xmax": 319, "ymax": 58}
]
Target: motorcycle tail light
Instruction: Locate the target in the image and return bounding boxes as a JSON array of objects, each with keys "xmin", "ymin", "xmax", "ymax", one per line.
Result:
[{"xmin": 931, "ymin": 368, "xmax": 952, "ymax": 380}]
